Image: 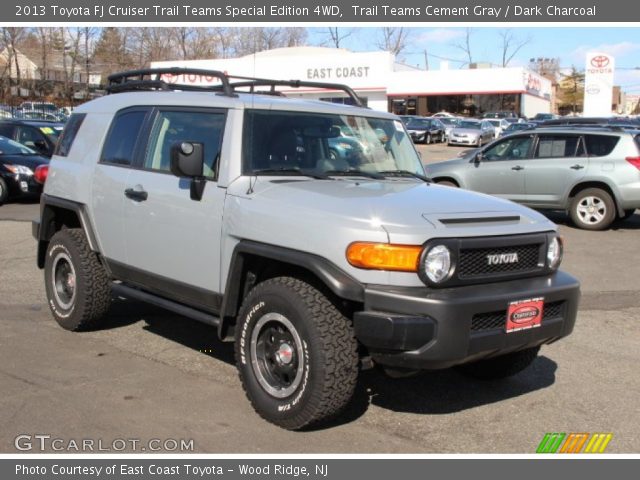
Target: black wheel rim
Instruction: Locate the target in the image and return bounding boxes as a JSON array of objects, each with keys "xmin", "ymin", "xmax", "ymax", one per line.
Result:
[
  {"xmin": 52, "ymin": 252, "xmax": 76, "ymax": 309},
  {"xmin": 250, "ymin": 313, "xmax": 304, "ymax": 398}
]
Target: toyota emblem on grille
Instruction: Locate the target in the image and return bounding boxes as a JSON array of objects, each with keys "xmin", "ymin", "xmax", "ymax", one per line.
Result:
[{"xmin": 486, "ymin": 253, "xmax": 519, "ymax": 265}]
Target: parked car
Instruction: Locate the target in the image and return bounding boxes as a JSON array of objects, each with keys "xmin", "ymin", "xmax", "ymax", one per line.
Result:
[
  {"xmin": 482, "ymin": 111, "xmax": 517, "ymax": 119},
  {"xmin": 432, "ymin": 111, "xmax": 455, "ymax": 118},
  {"xmin": 539, "ymin": 116, "xmax": 640, "ymax": 129},
  {"xmin": 500, "ymin": 122, "xmax": 536, "ymax": 137},
  {"xmin": 19, "ymin": 101, "xmax": 58, "ymax": 114},
  {"xmin": 398, "ymin": 115, "xmax": 422, "ymax": 126},
  {"xmin": 486, "ymin": 118, "xmax": 510, "ymax": 138},
  {"xmin": 405, "ymin": 117, "xmax": 445, "ymax": 144},
  {"xmin": 0, "ymin": 136, "xmax": 49, "ymax": 205},
  {"xmin": 448, "ymin": 119, "xmax": 495, "ymax": 147},
  {"xmin": 0, "ymin": 119, "xmax": 64, "ymax": 157},
  {"xmin": 426, "ymin": 126, "xmax": 640, "ymax": 230},
  {"xmin": 438, "ymin": 117, "xmax": 460, "ymax": 141},
  {"xmin": 531, "ymin": 113, "xmax": 559, "ymax": 123}
]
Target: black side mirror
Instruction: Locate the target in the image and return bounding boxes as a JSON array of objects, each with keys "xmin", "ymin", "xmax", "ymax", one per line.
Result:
[
  {"xmin": 474, "ymin": 152, "xmax": 483, "ymax": 165},
  {"xmin": 170, "ymin": 142, "xmax": 206, "ymax": 201}
]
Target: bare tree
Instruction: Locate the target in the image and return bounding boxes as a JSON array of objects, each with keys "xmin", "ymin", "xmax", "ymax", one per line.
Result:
[
  {"xmin": 452, "ymin": 28, "xmax": 473, "ymax": 66},
  {"xmin": 82, "ymin": 27, "xmax": 98, "ymax": 99},
  {"xmin": 1, "ymin": 28, "xmax": 27, "ymax": 95},
  {"xmin": 376, "ymin": 28, "xmax": 409, "ymax": 57},
  {"xmin": 499, "ymin": 29, "xmax": 532, "ymax": 67},
  {"xmin": 324, "ymin": 28, "xmax": 355, "ymax": 48}
]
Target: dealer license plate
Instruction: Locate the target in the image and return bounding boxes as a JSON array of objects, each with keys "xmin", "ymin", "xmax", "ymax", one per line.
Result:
[{"xmin": 506, "ymin": 297, "xmax": 544, "ymax": 333}]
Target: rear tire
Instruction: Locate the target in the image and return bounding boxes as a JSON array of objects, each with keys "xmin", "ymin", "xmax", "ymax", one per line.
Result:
[
  {"xmin": 235, "ymin": 277, "xmax": 359, "ymax": 430},
  {"xmin": 456, "ymin": 347, "xmax": 540, "ymax": 380},
  {"xmin": 570, "ymin": 188, "xmax": 616, "ymax": 231},
  {"xmin": 44, "ymin": 228, "xmax": 111, "ymax": 331},
  {"xmin": 0, "ymin": 178, "xmax": 9, "ymax": 205}
]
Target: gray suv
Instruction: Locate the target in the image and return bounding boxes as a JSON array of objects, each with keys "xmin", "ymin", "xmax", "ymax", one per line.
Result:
[
  {"xmin": 427, "ymin": 127, "xmax": 640, "ymax": 230},
  {"xmin": 32, "ymin": 69, "xmax": 580, "ymax": 430}
]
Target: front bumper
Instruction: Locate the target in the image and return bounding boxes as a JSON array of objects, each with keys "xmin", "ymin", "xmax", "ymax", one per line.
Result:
[
  {"xmin": 1, "ymin": 173, "xmax": 42, "ymax": 198},
  {"xmin": 354, "ymin": 271, "xmax": 580, "ymax": 370},
  {"xmin": 449, "ymin": 136, "xmax": 479, "ymax": 145}
]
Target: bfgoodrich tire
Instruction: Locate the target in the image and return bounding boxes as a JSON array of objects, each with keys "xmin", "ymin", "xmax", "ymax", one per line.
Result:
[
  {"xmin": 456, "ymin": 346, "xmax": 540, "ymax": 380},
  {"xmin": 235, "ymin": 277, "xmax": 359, "ymax": 430},
  {"xmin": 570, "ymin": 188, "xmax": 616, "ymax": 231},
  {"xmin": 44, "ymin": 228, "xmax": 111, "ymax": 331}
]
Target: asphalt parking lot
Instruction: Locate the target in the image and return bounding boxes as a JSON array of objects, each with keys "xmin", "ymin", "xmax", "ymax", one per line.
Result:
[{"xmin": 1, "ymin": 142, "xmax": 639, "ymax": 453}]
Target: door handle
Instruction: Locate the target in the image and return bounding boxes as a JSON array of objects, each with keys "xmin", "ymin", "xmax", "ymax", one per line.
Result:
[
  {"xmin": 511, "ymin": 165, "xmax": 524, "ymax": 171},
  {"xmin": 124, "ymin": 188, "xmax": 148, "ymax": 202},
  {"xmin": 570, "ymin": 164, "xmax": 585, "ymax": 170}
]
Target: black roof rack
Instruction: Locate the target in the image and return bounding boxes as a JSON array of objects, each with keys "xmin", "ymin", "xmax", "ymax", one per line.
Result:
[{"xmin": 106, "ymin": 68, "xmax": 366, "ymax": 107}]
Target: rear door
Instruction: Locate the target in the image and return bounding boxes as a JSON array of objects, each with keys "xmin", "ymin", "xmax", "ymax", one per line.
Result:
[
  {"xmin": 464, "ymin": 134, "xmax": 533, "ymax": 201},
  {"xmin": 122, "ymin": 107, "xmax": 227, "ymax": 311},
  {"xmin": 523, "ymin": 133, "xmax": 587, "ymax": 207}
]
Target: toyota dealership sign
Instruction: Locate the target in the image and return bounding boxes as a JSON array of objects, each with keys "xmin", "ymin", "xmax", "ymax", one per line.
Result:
[{"xmin": 584, "ymin": 52, "xmax": 615, "ymax": 116}]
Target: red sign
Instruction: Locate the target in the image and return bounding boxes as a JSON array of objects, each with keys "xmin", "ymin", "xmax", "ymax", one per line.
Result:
[
  {"xmin": 590, "ymin": 55, "xmax": 610, "ymax": 68},
  {"xmin": 506, "ymin": 298, "xmax": 544, "ymax": 333}
]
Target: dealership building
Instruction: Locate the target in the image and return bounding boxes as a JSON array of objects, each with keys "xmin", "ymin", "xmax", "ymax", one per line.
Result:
[{"xmin": 152, "ymin": 46, "xmax": 552, "ymax": 118}]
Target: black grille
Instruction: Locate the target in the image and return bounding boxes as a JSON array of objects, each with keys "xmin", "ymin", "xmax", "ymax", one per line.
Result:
[
  {"xmin": 458, "ymin": 243, "xmax": 542, "ymax": 278},
  {"xmin": 471, "ymin": 301, "xmax": 565, "ymax": 332}
]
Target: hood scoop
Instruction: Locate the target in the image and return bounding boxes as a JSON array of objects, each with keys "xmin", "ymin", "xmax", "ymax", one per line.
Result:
[{"xmin": 423, "ymin": 211, "xmax": 525, "ymax": 228}]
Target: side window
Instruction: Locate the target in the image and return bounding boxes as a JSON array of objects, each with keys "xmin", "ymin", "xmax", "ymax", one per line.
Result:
[
  {"xmin": 16, "ymin": 126, "xmax": 45, "ymax": 148},
  {"xmin": 0, "ymin": 125, "xmax": 13, "ymax": 138},
  {"xmin": 54, "ymin": 113, "xmax": 86, "ymax": 157},
  {"xmin": 483, "ymin": 136, "xmax": 533, "ymax": 161},
  {"xmin": 535, "ymin": 135, "xmax": 580, "ymax": 158},
  {"xmin": 143, "ymin": 110, "xmax": 225, "ymax": 178},
  {"xmin": 101, "ymin": 110, "xmax": 147, "ymax": 166},
  {"xmin": 585, "ymin": 135, "xmax": 620, "ymax": 157}
]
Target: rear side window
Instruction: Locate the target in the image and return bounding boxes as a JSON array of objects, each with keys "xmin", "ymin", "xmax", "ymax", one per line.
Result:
[
  {"xmin": 535, "ymin": 135, "xmax": 582, "ymax": 158},
  {"xmin": 101, "ymin": 110, "xmax": 146, "ymax": 166},
  {"xmin": 54, "ymin": 113, "xmax": 86, "ymax": 157},
  {"xmin": 0, "ymin": 124, "xmax": 14, "ymax": 138},
  {"xmin": 585, "ymin": 135, "xmax": 619, "ymax": 157}
]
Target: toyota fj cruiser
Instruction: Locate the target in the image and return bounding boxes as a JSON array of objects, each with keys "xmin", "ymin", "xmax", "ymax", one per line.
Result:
[{"xmin": 33, "ymin": 69, "xmax": 580, "ymax": 430}]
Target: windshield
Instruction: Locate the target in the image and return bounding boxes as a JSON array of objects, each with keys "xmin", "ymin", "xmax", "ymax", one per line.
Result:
[
  {"xmin": 0, "ymin": 135, "xmax": 37, "ymax": 155},
  {"xmin": 534, "ymin": 113, "xmax": 553, "ymax": 120},
  {"xmin": 406, "ymin": 118, "xmax": 432, "ymax": 128},
  {"xmin": 243, "ymin": 110, "xmax": 425, "ymax": 177},
  {"xmin": 458, "ymin": 121, "xmax": 481, "ymax": 129},
  {"xmin": 440, "ymin": 118, "xmax": 458, "ymax": 126},
  {"xmin": 40, "ymin": 125, "xmax": 63, "ymax": 141}
]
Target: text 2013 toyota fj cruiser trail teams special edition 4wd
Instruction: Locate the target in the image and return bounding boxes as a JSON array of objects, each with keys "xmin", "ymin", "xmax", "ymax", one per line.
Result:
[{"xmin": 33, "ymin": 69, "xmax": 580, "ymax": 430}]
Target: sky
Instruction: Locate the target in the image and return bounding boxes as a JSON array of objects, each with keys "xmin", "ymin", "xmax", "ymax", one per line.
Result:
[{"xmin": 307, "ymin": 27, "xmax": 640, "ymax": 94}]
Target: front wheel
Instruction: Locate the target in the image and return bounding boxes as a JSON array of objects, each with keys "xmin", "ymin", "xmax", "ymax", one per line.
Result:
[
  {"xmin": 235, "ymin": 277, "xmax": 359, "ymax": 430},
  {"xmin": 425, "ymin": 134, "xmax": 431, "ymax": 145},
  {"xmin": 0, "ymin": 178, "xmax": 9, "ymax": 205},
  {"xmin": 456, "ymin": 347, "xmax": 540, "ymax": 380},
  {"xmin": 570, "ymin": 188, "xmax": 616, "ymax": 230}
]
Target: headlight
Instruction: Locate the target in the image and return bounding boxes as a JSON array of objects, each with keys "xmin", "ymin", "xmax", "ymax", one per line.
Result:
[
  {"xmin": 337, "ymin": 142, "xmax": 353, "ymax": 150},
  {"xmin": 3, "ymin": 164, "xmax": 33, "ymax": 175},
  {"xmin": 547, "ymin": 236, "xmax": 563, "ymax": 270},
  {"xmin": 424, "ymin": 245, "xmax": 452, "ymax": 283}
]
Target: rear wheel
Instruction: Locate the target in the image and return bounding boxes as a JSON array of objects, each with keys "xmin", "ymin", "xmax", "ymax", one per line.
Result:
[
  {"xmin": 570, "ymin": 188, "xmax": 616, "ymax": 231},
  {"xmin": 456, "ymin": 347, "xmax": 540, "ymax": 380},
  {"xmin": 0, "ymin": 178, "xmax": 8, "ymax": 205},
  {"xmin": 425, "ymin": 134, "xmax": 432, "ymax": 145},
  {"xmin": 44, "ymin": 228, "xmax": 111, "ymax": 331},
  {"xmin": 235, "ymin": 277, "xmax": 359, "ymax": 430}
]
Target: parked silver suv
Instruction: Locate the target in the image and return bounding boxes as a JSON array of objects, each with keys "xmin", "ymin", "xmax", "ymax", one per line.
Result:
[
  {"xmin": 427, "ymin": 127, "xmax": 640, "ymax": 230},
  {"xmin": 32, "ymin": 69, "xmax": 580, "ymax": 430}
]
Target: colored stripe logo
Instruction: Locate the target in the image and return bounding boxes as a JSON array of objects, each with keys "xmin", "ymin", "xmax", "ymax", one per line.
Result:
[{"xmin": 537, "ymin": 433, "xmax": 613, "ymax": 453}]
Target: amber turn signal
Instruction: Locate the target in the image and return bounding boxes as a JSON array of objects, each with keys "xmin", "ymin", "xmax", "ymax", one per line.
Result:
[{"xmin": 346, "ymin": 242, "xmax": 422, "ymax": 272}]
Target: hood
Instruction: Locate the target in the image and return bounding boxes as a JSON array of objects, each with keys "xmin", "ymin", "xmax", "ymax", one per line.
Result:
[
  {"xmin": 226, "ymin": 176, "xmax": 556, "ymax": 245},
  {"xmin": 0, "ymin": 154, "xmax": 49, "ymax": 170}
]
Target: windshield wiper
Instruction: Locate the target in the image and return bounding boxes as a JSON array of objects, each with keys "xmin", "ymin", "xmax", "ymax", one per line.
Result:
[
  {"xmin": 325, "ymin": 169, "xmax": 385, "ymax": 180},
  {"xmin": 378, "ymin": 170, "xmax": 431, "ymax": 183},
  {"xmin": 252, "ymin": 168, "xmax": 329, "ymax": 180}
]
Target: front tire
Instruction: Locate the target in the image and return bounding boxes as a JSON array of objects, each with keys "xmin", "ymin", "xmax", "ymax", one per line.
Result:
[
  {"xmin": 235, "ymin": 277, "xmax": 358, "ymax": 430},
  {"xmin": 44, "ymin": 228, "xmax": 111, "ymax": 331},
  {"xmin": 0, "ymin": 178, "xmax": 9, "ymax": 205},
  {"xmin": 425, "ymin": 134, "xmax": 431, "ymax": 145},
  {"xmin": 570, "ymin": 188, "xmax": 616, "ymax": 230},
  {"xmin": 456, "ymin": 347, "xmax": 540, "ymax": 380}
]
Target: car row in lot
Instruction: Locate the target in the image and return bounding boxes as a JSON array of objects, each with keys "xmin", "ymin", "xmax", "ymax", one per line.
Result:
[
  {"xmin": 426, "ymin": 126, "xmax": 640, "ymax": 230},
  {"xmin": 0, "ymin": 119, "xmax": 64, "ymax": 157}
]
